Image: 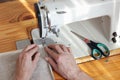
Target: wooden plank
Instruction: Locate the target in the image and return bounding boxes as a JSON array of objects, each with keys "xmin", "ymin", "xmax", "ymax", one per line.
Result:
[
  {"xmin": 79, "ymin": 54, "xmax": 120, "ymax": 80},
  {"xmin": 0, "ymin": 19, "xmax": 37, "ymax": 52},
  {"xmin": 0, "ymin": 0, "xmax": 39, "ymax": 52},
  {"xmin": 0, "ymin": 0, "xmax": 38, "ymax": 25}
]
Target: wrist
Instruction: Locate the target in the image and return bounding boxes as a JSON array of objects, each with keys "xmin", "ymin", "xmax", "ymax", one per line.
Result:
[
  {"xmin": 15, "ymin": 74, "xmax": 30, "ymax": 80},
  {"xmin": 67, "ymin": 67, "xmax": 81, "ymax": 80},
  {"xmin": 71, "ymin": 71, "xmax": 84, "ymax": 80},
  {"xmin": 16, "ymin": 77, "xmax": 29, "ymax": 80},
  {"xmin": 72, "ymin": 70, "xmax": 82, "ymax": 80},
  {"xmin": 69, "ymin": 71, "xmax": 93, "ymax": 80}
]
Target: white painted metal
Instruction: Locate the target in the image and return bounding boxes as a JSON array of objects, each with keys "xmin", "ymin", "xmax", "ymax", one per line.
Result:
[{"xmin": 39, "ymin": 0, "xmax": 120, "ymax": 42}]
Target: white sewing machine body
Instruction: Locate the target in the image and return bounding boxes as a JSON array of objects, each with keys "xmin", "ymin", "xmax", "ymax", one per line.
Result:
[
  {"xmin": 36, "ymin": 0, "xmax": 120, "ymax": 42},
  {"xmin": 32, "ymin": 0, "xmax": 120, "ymax": 58}
]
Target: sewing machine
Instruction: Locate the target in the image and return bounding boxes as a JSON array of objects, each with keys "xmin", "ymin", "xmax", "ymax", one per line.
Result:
[
  {"xmin": 31, "ymin": 0, "xmax": 120, "ymax": 58},
  {"xmin": 34, "ymin": 0, "xmax": 113, "ymax": 38},
  {"xmin": 34, "ymin": 0, "xmax": 120, "ymax": 40}
]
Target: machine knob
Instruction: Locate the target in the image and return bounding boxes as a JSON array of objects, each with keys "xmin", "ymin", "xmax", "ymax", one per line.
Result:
[
  {"xmin": 112, "ymin": 37, "xmax": 117, "ymax": 43},
  {"xmin": 113, "ymin": 32, "xmax": 117, "ymax": 37}
]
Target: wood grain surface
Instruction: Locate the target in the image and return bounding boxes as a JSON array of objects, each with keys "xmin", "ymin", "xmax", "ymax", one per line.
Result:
[
  {"xmin": 55, "ymin": 54, "xmax": 120, "ymax": 80},
  {"xmin": 0, "ymin": 0, "xmax": 38, "ymax": 52},
  {"xmin": 0, "ymin": 19, "xmax": 37, "ymax": 52},
  {"xmin": 0, "ymin": 0, "xmax": 120, "ymax": 80}
]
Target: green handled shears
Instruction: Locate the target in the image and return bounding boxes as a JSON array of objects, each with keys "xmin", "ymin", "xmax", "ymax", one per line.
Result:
[{"xmin": 71, "ymin": 31, "xmax": 110, "ymax": 60}]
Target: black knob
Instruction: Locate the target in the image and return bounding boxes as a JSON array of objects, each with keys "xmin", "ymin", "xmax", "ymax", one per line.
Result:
[
  {"xmin": 113, "ymin": 32, "xmax": 117, "ymax": 37},
  {"xmin": 112, "ymin": 37, "xmax": 117, "ymax": 43}
]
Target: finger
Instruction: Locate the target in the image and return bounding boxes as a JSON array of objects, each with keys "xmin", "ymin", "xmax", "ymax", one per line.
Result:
[
  {"xmin": 44, "ymin": 47, "xmax": 58, "ymax": 60},
  {"xmin": 23, "ymin": 44, "xmax": 37, "ymax": 52},
  {"xmin": 33, "ymin": 52, "xmax": 40, "ymax": 65},
  {"xmin": 45, "ymin": 57, "xmax": 58, "ymax": 71},
  {"xmin": 59, "ymin": 44, "xmax": 69, "ymax": 52},
  {"xmin": 18, "ymin": 53, "xmax": 23, "ymax": 59},
  {"xmin": 48, "ymin": 44, "xmax": 64, "ymax": 54},
  {"xmin": 67, "ymin": 47, "xmax": 72, "ymax": 53},
  {"xmin": 27, "ymin": 46, "xmax": 39, "ymax": 56}
]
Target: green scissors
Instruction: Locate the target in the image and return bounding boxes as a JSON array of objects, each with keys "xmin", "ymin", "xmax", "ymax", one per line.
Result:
[{"xmin": 71, "ymin": 31, "xmax": 110, "ymax": 60}]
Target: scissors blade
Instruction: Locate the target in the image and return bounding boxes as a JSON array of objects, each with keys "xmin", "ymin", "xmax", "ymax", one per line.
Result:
[{"xmin": 71, "ymin": 31, "xmax": 90, "ymax": 43}]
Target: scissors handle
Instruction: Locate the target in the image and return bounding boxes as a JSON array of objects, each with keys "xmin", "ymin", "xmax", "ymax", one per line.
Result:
[
  {"xmin": 96, "ymin": 43, "xmax": 110, "ymax": 56},
  {"xmin": 91, "ymin": 49, "xmax": 102, "ymax": 60},
  {"xmin": 87, "ymin": 41, "xmax": 110, "ymax": 60}
]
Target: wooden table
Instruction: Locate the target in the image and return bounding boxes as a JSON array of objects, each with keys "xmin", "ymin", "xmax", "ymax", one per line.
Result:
[{"xmin": 0, "ymin": 0, "xmax": 120, "ymax": 80}]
